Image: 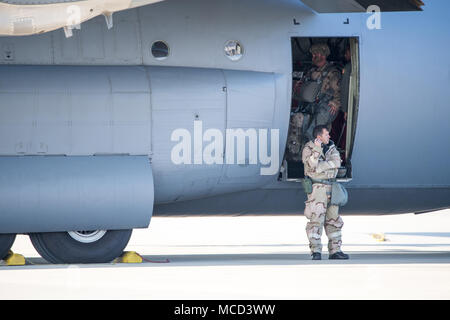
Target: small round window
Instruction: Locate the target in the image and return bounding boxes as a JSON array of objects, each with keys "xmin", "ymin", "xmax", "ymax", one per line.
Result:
[
  {"xmin": 224, "ymin": 40, "xmax": 243, "ymax": 61},
  {"xmin": 151, "ymin": 41, "xmax": 169, "ymax": 60}
]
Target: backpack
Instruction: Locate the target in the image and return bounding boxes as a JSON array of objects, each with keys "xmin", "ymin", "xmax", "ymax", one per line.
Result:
[{"xmin": 297, "ymin": 63, "xmax": 338, "ymax": 103}]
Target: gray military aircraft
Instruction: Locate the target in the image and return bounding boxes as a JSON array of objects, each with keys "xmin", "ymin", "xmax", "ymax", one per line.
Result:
[{"xmin": 0, "ymin": 0, "xmax": 449, "ymax": 264}]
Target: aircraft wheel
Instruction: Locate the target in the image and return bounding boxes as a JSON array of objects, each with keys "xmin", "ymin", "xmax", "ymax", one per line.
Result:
[
  {"xmin": 29, "ymin": 229, "xmax": 132, "ymax": 264},
  {"xmin": 0, "ymin": 234, "xmax": 16, "ymax": 260}
]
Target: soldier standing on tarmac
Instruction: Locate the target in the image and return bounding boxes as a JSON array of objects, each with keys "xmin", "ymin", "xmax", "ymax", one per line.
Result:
[{"xmin": 302, "ymin": 125, "xmax": 349, "ymax": 260}]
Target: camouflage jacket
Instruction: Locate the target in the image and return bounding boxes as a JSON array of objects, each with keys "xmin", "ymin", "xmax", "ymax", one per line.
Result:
[
  {"xmin": 304, "ymin": 62, "xmax": 342, "ymax": 111},
  {"xmin": 302, "ymin": 140, "xmax": 341, "ymax": 180}
]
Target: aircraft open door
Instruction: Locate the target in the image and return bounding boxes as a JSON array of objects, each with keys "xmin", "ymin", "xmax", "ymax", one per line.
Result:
[{"xmin": 283, "ymin": 36, "xmax": 360, "ymax": 181}]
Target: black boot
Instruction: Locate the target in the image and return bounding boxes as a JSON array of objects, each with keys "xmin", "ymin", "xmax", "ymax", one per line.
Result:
[
  {"xmin": 329, "ymin": 251, "xmax": 349, "ymax": 260},
  {"xmin": 311, "ymin": 252, "xmax": 321, "ymax": 260}
]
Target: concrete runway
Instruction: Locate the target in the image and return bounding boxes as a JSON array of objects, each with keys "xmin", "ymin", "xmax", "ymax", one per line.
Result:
[{"xmin": 1, "ymin": 209, "xmax": 450, "ymax": 299}]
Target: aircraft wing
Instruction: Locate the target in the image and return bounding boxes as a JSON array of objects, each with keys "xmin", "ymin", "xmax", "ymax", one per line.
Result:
[
  {"xmin": 0, "ymin": 0, "xmax": 165, "ymax": 37},
  {"xmin": 300, "ymin": 0, "xmax": 424, "ymax": 13},
  {"xmin": 0, "ymin": 0, "xmax": 425, "ymax": 38}
]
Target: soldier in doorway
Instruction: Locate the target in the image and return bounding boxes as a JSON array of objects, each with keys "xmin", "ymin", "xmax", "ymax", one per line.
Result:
[{"xmin": 299, "ymin": 43, "xmax": 342, "ymax": 143}]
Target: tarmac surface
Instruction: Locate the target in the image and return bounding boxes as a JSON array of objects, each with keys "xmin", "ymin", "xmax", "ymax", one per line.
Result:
[{"xmin": 1, "ymin": 209, "xmax": 450, "ymax": 299}]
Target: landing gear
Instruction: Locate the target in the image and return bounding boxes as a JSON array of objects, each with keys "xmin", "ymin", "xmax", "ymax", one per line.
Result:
[
  {"xmin": 0, "ymin": 234, "xmax": 16, "ymax": 260},
  {"xmin": 29, "ymin": 229, "xmax": 133, "ymax": 264}
]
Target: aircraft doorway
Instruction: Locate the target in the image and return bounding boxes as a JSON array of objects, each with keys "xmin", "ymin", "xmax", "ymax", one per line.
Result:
[{"xmin": 281, "ymin": 36, "xmax": 360, "ymax": 181}]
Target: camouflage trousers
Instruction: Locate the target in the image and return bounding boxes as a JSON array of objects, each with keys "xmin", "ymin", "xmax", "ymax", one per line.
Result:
[
  {"xmin": 285, "ymin": 113, "xmax": 304, "ymax": 161},
  {"xmin": 304, "ymin": 183, "xmax": 344, "ymax": 254}
]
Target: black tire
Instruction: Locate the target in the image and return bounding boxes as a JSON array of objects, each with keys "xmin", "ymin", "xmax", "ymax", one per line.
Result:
[
  {"xmin": 0, "ymin": 234, "xmax": 16, "ymax": 260},
  {"xmin": 29, "ymin": 229, "xmax": 132, "ymax": 264}
]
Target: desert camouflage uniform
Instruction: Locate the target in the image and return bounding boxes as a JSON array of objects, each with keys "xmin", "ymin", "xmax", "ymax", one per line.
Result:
[
  {"xmin": 302, "ymin": 140, "xmax": 343, "ymax": 254},
  {"xmin": 301, "ymin": 62, "xmax": 342, "ymax": 142},
  {"xmin": 306, "ymin": 61, "xmax": 342, "ymax": 112}
]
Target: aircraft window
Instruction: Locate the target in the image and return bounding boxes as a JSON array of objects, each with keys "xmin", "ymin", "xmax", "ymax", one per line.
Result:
[
  {"xmin": 151, "ymin": 41, "xmax": 170, "ymax": 60},
  {"xmin": 224, "ymin": 40, "xmax": 243, "ymax": 61}
]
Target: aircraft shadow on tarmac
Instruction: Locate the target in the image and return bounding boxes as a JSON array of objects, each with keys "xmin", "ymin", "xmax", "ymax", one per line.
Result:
[{"xmin": 3, "ymin": 249, "xmax": 450, "ymax": 270}]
